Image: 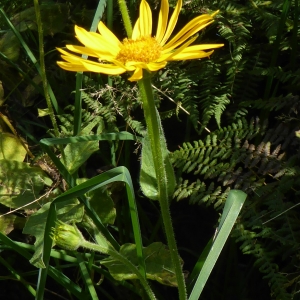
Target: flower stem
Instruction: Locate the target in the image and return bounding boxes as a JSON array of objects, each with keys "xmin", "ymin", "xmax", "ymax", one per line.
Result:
[
  {"xmin": 138, "ymin": 72, "xmax": 187, "ymax": 300},
  {"xmin": 117, "ymin": 0, "xmax": 133, "ymax": 38},
  {"xmin": 81, "ymin": 240, "xmax": 156, "ymax": 300}
]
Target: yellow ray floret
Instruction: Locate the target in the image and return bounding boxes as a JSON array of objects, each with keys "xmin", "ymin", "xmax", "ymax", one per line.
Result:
[{"xmin": 57, "ymin": 0, "xmax": 223, "ymax": 81}]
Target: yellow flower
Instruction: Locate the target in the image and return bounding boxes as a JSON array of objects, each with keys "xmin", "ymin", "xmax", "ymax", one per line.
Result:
[{"xmin": 57, "ymin": 0, "xmax": 223, "ymax": 81}]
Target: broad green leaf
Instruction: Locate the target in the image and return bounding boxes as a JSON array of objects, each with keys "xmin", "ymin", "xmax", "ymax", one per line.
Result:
[
  {"xmin": 0, "ymin": 214, "xmax": 25, "ymax": 235},
  {"xmin": 102, "ymin": 242, "xmax": 181, "ymax": 286},
  {"xmin": 0, "ymin": 160, "xmax": 52, "ymax": 209},
  {"xmin": 23, "ymin": 199, "xmax": 84, "ymax": 268},
  {"xmin": 0, "ymin": 132, "xmax": 27, "ymax": 161},
  {"xmin": 140, "ymin": 109, "xmax": 176, "ymax": 200},
  {"xmin": 0, "ymin": 214, "xmax": 16, "ymax": 235}
]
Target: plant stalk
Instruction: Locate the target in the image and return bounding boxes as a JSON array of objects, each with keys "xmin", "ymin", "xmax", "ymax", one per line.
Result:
[
  {"xmin": 117, "ymin": 0, "xmax": 133, "ymax": 38},
  {"xmin": 138, "ymin": 72, "xmax": 187, "ymax": 300}
]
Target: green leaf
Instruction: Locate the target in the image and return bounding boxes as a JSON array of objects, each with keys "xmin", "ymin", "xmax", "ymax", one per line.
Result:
[
  {"xmin": 23, "ymin": 200, "xmax": 84, "ymax": 268},
  {"xmin": 0, "ymin": 160, "xmax": 52, "ymax": 209},
  {"xmin": 140, "ymin": 110, "xmax": 176, "ymax": 201},
  {"xmin": 0, "ymin": 214, "xmax": 25, "ymax": 235},
  {"xmin": 0, "ymin": 132, "xmax": 27, "ymax": 161},
  {"xmin": 102, "ymin": 242, "xmax": 181, "ymax": 286},
  {"xmin": 139, "ymin": 133, "xmax": 158, "ymax": 200}
]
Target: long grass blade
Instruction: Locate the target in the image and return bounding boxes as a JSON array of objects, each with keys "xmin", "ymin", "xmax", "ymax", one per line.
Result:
[{"xmin": 188, "ymin": 190, "xmax": 247, "ymax": 300}]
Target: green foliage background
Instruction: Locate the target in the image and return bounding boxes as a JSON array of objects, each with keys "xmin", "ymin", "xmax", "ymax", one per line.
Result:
[{"xmin": 0, "ymin": 0, "xmax": 299, "ymax": 299}]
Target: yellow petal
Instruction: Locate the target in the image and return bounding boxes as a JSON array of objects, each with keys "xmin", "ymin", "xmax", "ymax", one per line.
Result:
[
  {"xmin": 126, "ymin": 61, "xmax": 148, "ymax": 70},
  {"xmin": 139, "ymin": 0, "xmax": 152, "ymax": 36},
  {"xmin": 156, "ymin": 52, "xmax": 175, "ymax": 62},
  {"xmin": 66, "ymin": 45, "xmax": 115, "ymax": 60},
  {"xmin": 57, "ymin": 48, "xmax": 87, "ymax": 62},
  {"xmin": 126, "ymin": 61, "xmax": 166, "ymax": 72},
  {"xmin": 112, "ymin": 59, "xmax": 136, "ymax": 71},
  {"xmin": 160, "ymin": 0, "xmax": 182, "ymax": 45},
  {"xmin": 57, "ymin": 61, "xmax": 89, "ymax": 72},
  {"xmin": 161, "ymin": 35, "xmax": 198, "ymax": 61},
  {"xmin": 75, "ymin": 26, "xmax": 119, "ymax": 55},
  {"xmin": 180, "ymin": 44, "xmax": 224, "ymax": 53},
  {"xmin": 128, "ymin": 67, "xmax": 143, "ymax": 81},
  {"xmin": 211, "ymin": 10, "xmax": 220, "ymax": 18},
  {"xmin": 146, "ymin": 61, "xmax": 167, "ymax": 71},
  {"xmin": 169, "ymin": 49, "xmax": 214, "ymax": 60},
  {"xmin": 156, "ymin": 0, "xmax": 169, "ymax": 43},
  {"xmin": 57, "ymin": 47, "xmax": 77, "ymax": 57},
  {"xmin": 81, "ymin": 60, "xmax": 127, "ymax": 75},
  {"xmin": 163, "ymin": 16, "xmax": 214, "ymax": 52},
  {"xmin": 60, "ymin": 54, "xmax": 84, "ymax": 64},
  {"xmin": 97, "ymin": 21, "xmax": 122, "ymax": 47},
  {"xmin": 132, "ymin": 17, "xmax": 141, "ymax": 40}
]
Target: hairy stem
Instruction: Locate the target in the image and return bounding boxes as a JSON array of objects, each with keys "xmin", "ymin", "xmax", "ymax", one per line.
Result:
[
  {"xmin": 138, "ymin": 72, "xmax": 187, "ymax": 300},
  {"xmin": 117, "ymin": 0, "xmax": 133, "ymax": 38}
]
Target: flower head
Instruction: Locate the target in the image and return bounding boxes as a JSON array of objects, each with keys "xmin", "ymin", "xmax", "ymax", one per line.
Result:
[
  {"xmin": 51, "ymin": 221, "xmax": 84, "ymax": 251},
  {"xmin": 57, "ymin": 0, "xmax": 223, "ymax": 81}
]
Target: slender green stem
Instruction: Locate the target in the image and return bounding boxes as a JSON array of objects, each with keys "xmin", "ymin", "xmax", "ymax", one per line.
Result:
[
  {"xmin": 33, "ymin": 0, "xmax": 59, "ymax": 138},
  {"xmin": 117, "ymin": 0, "xmax": 133, "ymax": 38},
  {"xmin": 81, "ymin": 240, "xmax": 156, "ymax": 300},
  {"xmin": 138, "ymin": 72, "xmax": 187, "ymax": 300}
]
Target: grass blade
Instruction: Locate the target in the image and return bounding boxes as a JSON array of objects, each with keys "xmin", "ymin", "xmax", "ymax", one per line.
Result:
[{"xmin": 188, "ymin": 190, "xmax": 247, "ymax": 300}]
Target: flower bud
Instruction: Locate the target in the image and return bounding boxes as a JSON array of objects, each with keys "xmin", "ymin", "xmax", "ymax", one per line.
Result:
[{"xmin": 51, "ymin": 221, "xmax": 84, "ymax": 251}]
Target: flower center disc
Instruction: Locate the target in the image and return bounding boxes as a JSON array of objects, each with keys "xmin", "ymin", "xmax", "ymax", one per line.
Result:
[{"xmin": 116, "ymin": 36, "xmax": 162, "ymax": 64}]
